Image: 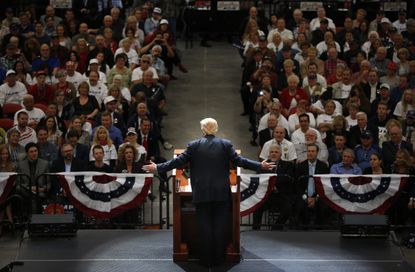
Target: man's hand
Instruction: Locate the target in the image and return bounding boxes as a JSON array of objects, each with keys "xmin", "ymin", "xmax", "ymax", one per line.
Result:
[
  {"xmin": 307, "ymin": 197, "xmax": 316, "ymax": 208},
  {"xmin": 260, "ymin": 160, "xmax": 275, "ymax": 171},
  {"xmin": 142, "ymin": 160, "xmax": 157, "ymax": 173}
]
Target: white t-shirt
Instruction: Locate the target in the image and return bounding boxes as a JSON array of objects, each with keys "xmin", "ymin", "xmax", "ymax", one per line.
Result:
[
  {"xmin": 115, "ymin": 48, "xmax": 139, "ymax": 66},
  {"xmin": 291, "ymin": 128, "xmax": 322, "ymax": 144},
  {"xmin": 288, "ymin": 112, "xmax": 316, "ymax": 134},
  {"xmin": 267, "ymin": 28, "xmax": 293, "ymax": 43},
  {"xmin": 66, "ymin": 72, "xmax": 87, "ymax": 89},
  {"xmin": 345, "ymin": 115, "xmax": 357, "ymax": 130},
  {"xmin": 88, "ymin": 82, "xmax": 108, "ymax": 107},
  {"xmin": 316, "ymin": 41, "xmax": 341, "ymax": 56},
  {"xmin": 89, "ymin": 144, "xmax": 118, "ymax": 164},
  {"xmin": 302, "ymin": 74, "xmax": 327, "ymax": 89},
  {"xmin": 310, "ymin": 17, "xmax": 336, "ymax": 31},
  {"xmin": 131, "ymin": 67, "xmax": 159, "ymax": 83},
  {"xmin": 14, "ymin": 108, "xmax": 45, "ymax": 125},
  {"xmin": 312, "ymin": 100, "xmax": 343, "ymax": 115},
  {"xmin": 392, "ymin": 19, "xmax": 407, "ymax": 34},
  {"xmin": 393, "ymin": 102, "xmax": 415, "ymax": 118},
  {"xmin": 0, "ymin": 82, "xmax": 27, "ymax": 106},
  {"xmin": 260, "ymin": 138, "xmax": 297, "ymax": 161},
  {"xmin": 257, "ymin": 113, "xmax": 289, "ymax": 134}
]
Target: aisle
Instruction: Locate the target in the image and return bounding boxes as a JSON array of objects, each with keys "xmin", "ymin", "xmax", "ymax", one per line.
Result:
[{"xmin": 160, "ymin": 41, "xmax": 258, "ymax": 161}]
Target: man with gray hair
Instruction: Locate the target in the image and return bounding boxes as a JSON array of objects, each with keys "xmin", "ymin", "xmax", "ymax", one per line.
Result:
[
  {"xmin": 143, "ymin": 118, "xmax": 273, "ymax": 267},
  {"xmin": 330, "ymin": 148, "xmax": 362, "ymax": 174}
]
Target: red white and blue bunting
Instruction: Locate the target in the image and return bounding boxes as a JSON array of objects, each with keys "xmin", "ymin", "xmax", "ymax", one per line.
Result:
[
  {"xmin": 58, "ymin": 172, "xmax": 153, "ymax": 218},
  {"xmin": 0, "ymin": 172, "xmax": 16, "ymax": 203},
  {"xmin": 240, "ymin": 174, "xmax": 276, "ymax": 216},
  {"xmin": 314, "ymin": 174, "xmax": 408, "ymax": 214}
]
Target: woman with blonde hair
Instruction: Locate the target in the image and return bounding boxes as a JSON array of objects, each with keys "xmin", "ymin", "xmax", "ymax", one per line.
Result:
[
  {"xmin": 393, "ymin": 89, "xmax": 415, "ymax": 120},
  {"xmin": 267, "ymin": 32, "xmax": 283, "ymax": 53},
  {"xmin": 397, "ymin": 48, "xmax": 410, "ymax": 76},
  {"xmin": 0, "ymin": 144, "xmax": 16, "ymax": 236},
  {"xmin": 89, "ymin": 126, "xmax": 117, "ymax": 167}
]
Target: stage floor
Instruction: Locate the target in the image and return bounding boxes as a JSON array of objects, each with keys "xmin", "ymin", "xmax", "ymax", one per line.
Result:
[{"xmin": 0, "ymin": 230, "xmax": 408, "ymax": 272}]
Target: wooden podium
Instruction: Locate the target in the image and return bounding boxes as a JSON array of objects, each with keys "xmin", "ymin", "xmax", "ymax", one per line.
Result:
[{"xmin": 172, "ymin": 149, "xmax": 241, "ymax": 263}]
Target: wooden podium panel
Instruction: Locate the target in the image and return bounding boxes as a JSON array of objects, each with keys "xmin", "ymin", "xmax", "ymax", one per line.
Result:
[{"xmin": 172, "ymin": 149, "xmax": 240, "ymax": 263}]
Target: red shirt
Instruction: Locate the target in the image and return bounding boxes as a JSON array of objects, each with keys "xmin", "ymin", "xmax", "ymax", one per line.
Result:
[
  {"xmin": 28, "ymin": 84, "xmax": 55, "ymax": 105},
  {"xmin": 279, "ymin": 87, "xmax": 309, "ymax": 112}
]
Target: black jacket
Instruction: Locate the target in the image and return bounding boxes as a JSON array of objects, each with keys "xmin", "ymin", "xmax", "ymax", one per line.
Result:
[{"xmin": 294, "ymin": 159, "xmax": 329, "ymax": 198}]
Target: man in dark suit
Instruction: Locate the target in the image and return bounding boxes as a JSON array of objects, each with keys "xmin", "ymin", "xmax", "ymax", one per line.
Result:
[
  {"xmin": 66, "ymin": 129, "xmax": 90, "ymax": 162},
  {"xmin": 258, "ymin": 113, "xmax": 277, "ymax": 148},
  {"xmin": 294, "ymin": 144, "xmax": 331, "ymax": 226},
  {"xmin": 50, "ymin": 143, "xmax": 86, "ymax": 196},
  {"xmin": 253, "ymin": 144, "xmax": 294, "ymax": 230},
  {"xmin": 349, "ymin": 112, "xmax": 379, "ymax": 147},
  {"xmin": 382, "ymin": 126, "xmax": 414, "ymax": 170},
  {"xmin": 143, "ymin": 118, "xmax": 272, "ymax": 267},
  {"xmin": 17, "ymin": 143, "xmax": 49, "ymax": 213}
]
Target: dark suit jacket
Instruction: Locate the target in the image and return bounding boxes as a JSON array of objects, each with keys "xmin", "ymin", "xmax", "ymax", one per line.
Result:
[
  {"xmin": 137, "ymin": 132, "xmax": 160, "ymax": 158},
  {"xmin": 382, "ymin": 140, "xmax": 414, "ymax": 169},
  {"xmin": 259, "ymin": 128, "xmax": 273, "ymax": 148},
  {"xmin": 157, "ymin": 135, "xmax": 261, "ymax": 203},
  {"xmin": 17, "ymin": 158, "xmax": 50, "ymax": 197},
  {"xmin": 360, "ymin": 82, "xmax": 381, "ymax": 103},
  {"xmin": 263, "ymin": 159, "xmax": 294, "ymax": 196},
  {"xmin": 349, "ymin": 124, "xmax": 379, "ymax": 147},
  {"xmin": 75, "ymin": 143, "xmax": 90, "ymax": 162},
  {"xmin": 295, "ymin": 159, "xmax": 329, "ymax": 198},
  {"xmin": 50, "ymin": 157, "xmax": 87, "ymax": 196},
  {"xmin": 95, "ymin": 111, "xmax": 126, "ymax": 136}
]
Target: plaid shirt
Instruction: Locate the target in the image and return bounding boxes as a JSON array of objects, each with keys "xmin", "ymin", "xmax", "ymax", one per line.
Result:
[{"xmin": 324, "ymin": 58, "xmax": 346, "ymax": 78}]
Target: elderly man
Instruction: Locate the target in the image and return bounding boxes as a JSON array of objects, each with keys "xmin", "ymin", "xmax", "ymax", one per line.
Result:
[
  {"xmin": 258, "ymin": 113, "xmax": 278, "ymax": 148},
  {"xmin": 295, "ymin": 129, "xmax": 328, "ymax": 164},
  {"xmin": 349, "ymin": 112, "xmax": 379, "ymax": 147},
  {"xmin": 31, "ymin": 44, "xmax": 60, "ymax": 75},
  {"xmin": 144, "ymin": 7, "xmax": 162, "ymax": 35},
  {"xmin": 330, "ymin": 149, "xmax": 362, "ymax": 174},
  {"xmin": 143, "ymin": 118, "xmax": 273, "ymax": 267},
  {"xmin": 131, "ymin": 54, "xmax": 159, "ymax": 85},
  {"xmin": 65, "ymin": 61, "xmax": 86, "ymax": 89},
  {"xmin": 260, "ymin": 126, "xmax": 297, "ymax": 162},
  {"xmin": 0, "ymin": 69, "xmax": 27, "ymax": 106},
  {"xmin": 253, "ymin": 144, "xmax": 295, "ymax": 230}
]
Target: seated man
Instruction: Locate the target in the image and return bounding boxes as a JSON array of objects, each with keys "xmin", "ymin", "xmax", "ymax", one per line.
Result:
[
  {"xmin": 330, "ymin": 149, "xmax": 362, "ymax": 174},
  {"xmin": 294, "ymin": 144, "xmax": 331, "ymax": 226},
  {"xmin": 88, "ymin": 145, "xmax": 113, "ymax": 172},
  {"xmin": 295, "ymin": 129, "xmax": 328, "ymax": 164},
  {"xmin": 354, "ymin": 130, "xmax": 381, "ymax": 171},
  {"xmin": 253, "ymin": 144, "xmax": 294, "ymax": 229},
  {"xmin": 260, "ymin": 126, "xmax": 297, "ymax": 162},
  {"xmin": 17, "ymin": 142, "xmax": 50, "ymax": 213}
]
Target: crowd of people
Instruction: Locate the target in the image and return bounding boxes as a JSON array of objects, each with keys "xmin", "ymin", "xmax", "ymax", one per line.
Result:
[
  {"xmin": 239, "ymin": 6, "xmax": 415, "ymax": 228},
  {"xmin": 0, "ymin": 2, "xmax": 415, "ymax": 233},
  {"xmin": 0, "ymin": 1, "xmax": 188, "ymax": 235}
]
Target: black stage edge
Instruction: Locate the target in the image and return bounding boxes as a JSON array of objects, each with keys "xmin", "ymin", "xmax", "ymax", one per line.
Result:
[{"xmin": 4, "ymin": 230, "xmax": 407, "ymax": 272}]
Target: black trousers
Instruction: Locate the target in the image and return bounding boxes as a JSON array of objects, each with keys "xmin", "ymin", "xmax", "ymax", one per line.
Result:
[{"xmin": 195, "ymin": 200, "xmax": 230, "ymax": 266}]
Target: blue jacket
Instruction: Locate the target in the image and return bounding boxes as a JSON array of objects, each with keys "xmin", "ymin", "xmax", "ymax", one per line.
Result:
[{"xmin": 157, "ymin": 135, "xmax": 261, "ymax": 203}]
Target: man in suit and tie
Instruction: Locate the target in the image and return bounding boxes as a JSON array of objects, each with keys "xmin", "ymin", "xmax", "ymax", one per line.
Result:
[
  {"xmin": 143, "ymin": 118, "xmax": 273, "ymax": 267},
  {"xmin": 17, "ymin": 142, "xmax": 49, "ymax": 213},
  {"xmin": 253, "ymin": 144, "xmax": 295, "ymax": 230},
  {"xmin": 382, "ymin": 126, "xmax": 414, "ymax": 170},
  {"xmin": 66, "ymin": 129, "xmax": 90, "ymax": 162},
  {"xmin": 294, "ymin": 144, "xmax": 330, "ymax": 226}
]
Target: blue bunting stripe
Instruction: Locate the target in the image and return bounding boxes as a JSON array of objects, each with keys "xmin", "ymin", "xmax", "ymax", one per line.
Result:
[
  {"xmin": 314, "ymin": 174, "xmax": 408, "ymax": 214},
  {"xmin": 240, "ymin": 174, "xmax": 276, "ymax": 217}
]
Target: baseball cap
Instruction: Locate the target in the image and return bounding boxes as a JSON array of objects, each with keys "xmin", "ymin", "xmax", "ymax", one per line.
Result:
[
  {"xmin": 126, "ymin": 127, "xmax": 137, "ymax": 136},
  {"xmin": 379, "ymin": 83, "xmax": 390, "ymax": 90},
  {"xmin": 387, "ymin": 62, "xmax": 397, "ymax": 70},
  {"xmin": 381, "ymin": 17, "xmax": 391, "ymax": 24},
  {"xmin": 104, "ymin": 96, "xmax": 117, "ymax": 104},
  {"xmin": 360, "ymin": 130, "xmax": 373, "ymax": 139},
  {"xmin": 160, "ymin": 19, "xmax": 169, "ymax": 25},
  {"xmin": 153, "ymin": 7, "xmax": 162, "ymax": 14},
  {"xmin": 89, "ymin": 58, "xmax": 99, "ymax": 65},
  {"xmin": 6, "ymin": 69, "xmax": 16, "ymax": 76}
]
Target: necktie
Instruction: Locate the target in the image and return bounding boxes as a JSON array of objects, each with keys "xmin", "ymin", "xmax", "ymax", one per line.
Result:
[
  {"xmin": 307, "ymin": 163, "xmax": 315, "ymax": 197},
  {"xmin": 143, "ymin": 135, "xmax": 149, "ymax": 151}
]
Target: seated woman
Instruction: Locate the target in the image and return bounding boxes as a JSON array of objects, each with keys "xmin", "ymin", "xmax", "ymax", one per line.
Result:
[
  {"xmin": 279, "ymin": 74, "xmax": 309, "ymax": 117},
  {"xmin": 72, "ymin": 81, "xmax": 100, "ymax": 122},
  {"xmin": 114, "ymin": 144, "xmax": 144, "ymax": 174},
  {"xmin": 363, "ymin": 152, "xmax": 385, "ymax": 174}
]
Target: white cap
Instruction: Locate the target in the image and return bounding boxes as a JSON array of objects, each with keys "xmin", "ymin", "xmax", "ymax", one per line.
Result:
[
  {"xmin": 381, "ymin": 17, "xmax": 391, "ymax": 24},
  {"xmin": 89, "ymin": 58, "xmax": 99, "ymax": 65},
  {"xmin": 160, "ymin": 19, "xmax": 169, "ymax": 25},
  {"xmin": 126, "ymin": 127, "xmax": 137, "ymax": 135},
  {"xmin": 153, "ymin": 7, "xmax": 162, "ymax": 14},
  {"xmin": 6, "ymin": 70, "xmax": 16, "ymax": 77},
  {"xmin": 104, "ymin": 96, "xmax": 117, "ymax": 104},
  {"xmin": 380, "ymin": 83, "xmax": 390, "ymax": 90}
]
